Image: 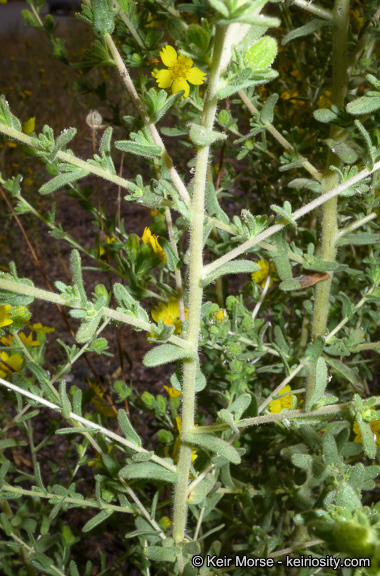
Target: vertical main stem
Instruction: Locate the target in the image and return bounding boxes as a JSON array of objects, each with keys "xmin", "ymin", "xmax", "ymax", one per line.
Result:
[
  {"xmin": 305, "ymin": 0, "xmax": 350, "ymax": 406},
  {"xmin": 172, "ymin": 25, "xmax": 227, "ymax": 550}
]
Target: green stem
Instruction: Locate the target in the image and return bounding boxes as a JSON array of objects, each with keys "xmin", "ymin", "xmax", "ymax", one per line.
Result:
[
  {"xmin": 306, "ymin": 0, "xmax": 351, "ymax": 407},
  {"xmin": 290, "ymin": 0, "xmax": 333, "ymax": 20},
  {"xmin": 172, "ymin": 25, "xmax": 228, "ymax": 549},
  {"xmin": 104, "ymin": 33, "xmax": 191, "ymax": 206},
  {"xmin": 0, "ymin": 376, "xmax": 177, "ymax": 473},
  {"xmin": 0, "ymin": 278, "xmax": 192, "ymax": 350},
  {"xmin": 0, "ymin": 123, "xmax": 133, "ymax": 191},
  {"xmin": 203, "ymin": 154, "xmax": 380, "ymax": 279}
]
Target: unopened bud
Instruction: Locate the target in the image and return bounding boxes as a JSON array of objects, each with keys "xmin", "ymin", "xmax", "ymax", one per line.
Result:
[{"xmin": 86, "ymin": 110, "xmax": 103, "ymax": 129}]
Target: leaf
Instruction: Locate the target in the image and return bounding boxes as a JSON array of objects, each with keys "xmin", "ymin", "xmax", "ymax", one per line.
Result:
[
  {"xmin": 118, "ymin": 409, "xmax": 141, "ymax": 447},
  {"xmin": 217, "ymin": 69, "xmax": 278, "ymax": 99},
  {"xmin": 279, "ymin": 279, "xmax": 302, "ymax": 291},
  {"xmin": 158, "ymin": 237, "xmax": 180, "ymax": 271},
  {"xmin": 324, "ymin": 139, "xmax": 358, "ymax": 164},
  {"xmin": 184, "ymin": 433, "xmax": 241, "ymax": 464},
  {"xmin": 218, "ymin": 409, "xmax": 239, "ymax": 433},
  {"xmin": 150, "ymin": 90, "xmax": 184, "ymax": 124},
  {"xmin": 306, "ymin": 357, "xmax": 328, "ymax": 410},
  {"xmin": 115, "ymin": 140, "xmax": 162, "ymax": 159},
  {"xmin": 39, "ymin": 169, "xmax": 89, "ymax": 195},
  {"xmin": 245, "ymin": 37, "xmax": 278, "ymax": 70},
  {"xmin": 82, "ymin": 509, "xmax": 114, "ymax": 532},
  {"xmin": 313, "ymin": 108, "xmax": 339, "ymax": 124},
  {"xmin": 187, "ymin": 474, "xmax": 216, "ymax": 504},
  {"xmin": 282, "ymin": 18, "xmax": 335, "ymax": 45},
  {"xmin": 229, "ymin": 393, "xmax": 252, "ymax": 420},
  {"xmin": 202, "ymin": 260, "xmax": 260, "ymax": 287},
  {"xmin": 70, "ymin": 249, "xmax": 87, "ymax": 306},
  {"xmin": 59, "ymin": 380, "xmax": 72, "ymax": 419},
  {"xmin": 143, "ymin": 344, "xmax": 196, "ymax": 367},
  {"xmin": 189, "ymin": 123, "xmax": 227, "ymax": 146},
  {"xmin": 92, "ymin": 0, "xmax": 114, "ymax": 35},
  {"xmin": 76, "ymin": 311, "xmax": 103, "ymax": 343},
  {"xmin": 356, "ymin": 417, "xmax": 376, "ymax": 459},
  {"xmin": 336, "ymin": 482, "xmax": 362, "ymax": 512},
  {"xmin": 303, "ymin": 260, "xmax": 342, "ymax": 273},
  {"xmin": 336, "ymin": 233, "xmax": 380, "ymax": 246},
  {"xmin": 119, "ymin": 462, "xmax": 178, "ymax": 483},
  {"xmin": 261, "ymin": 93, "xmax": 279, "ymax": 124},
  {"xmin": 347, "ymin": 95, "xmax": 380, "ymax": 115},
  {"xmin": 144, "ymin": 546, "xmax": 180, "ymax": 562},
  {"xmin": 324, "ymin": 356, "xmax": 365, "ymax": 394}
]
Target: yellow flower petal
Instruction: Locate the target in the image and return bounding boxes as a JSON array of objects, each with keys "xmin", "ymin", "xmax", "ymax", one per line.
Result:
[
  {"xmin": 172, "ymin": 78, "xmax": 190, "ymax": 97},
  {"xmin": 0, "ymin": 304, "xmax": 13, "ymax": 328},
  {"xmin": 160, "ymin": 45, "xmax": 178, "ymax": 67},
  {"xmin": 154, "ymin": 69, "xmax": 173, "ymax": 89},
  {"xmin": 178, "ymin": 54, "xmax": 194, "ymax": 68},
  {"xmin": 163, "ymin": 385, "xmax": 181, "ymax": 398},
  {"xmin": 187, "ymin": 67, "xmax": 206, "ymax": 85}
]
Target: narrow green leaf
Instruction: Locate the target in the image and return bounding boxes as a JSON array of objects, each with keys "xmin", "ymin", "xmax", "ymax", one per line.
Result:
[
  {"xmin": 39, "ymin": 169, "xmax": 89, "ymax": 195},
  {"xmin": 59, "ymin": 380, "xmax": 72, "ymax": 419},
  {"xmin": 114, "ymin": 140, "xmax": 162, "ymax": 159},
  {"xmin": 82, "ymin": 509, "xmax": 114, "ymax": 532},
  {"xmin": 189, "ymin": 123, "xmax": 227, "ymax": 146},
  {"xmin": 336, "ymin": 233, "xmax": 380, "ymax": 246},
  {"xmin": 150, "ymin": 90, "xmax": 184, "ymax": 124},
  {"xmin": 324, "ymin": 356, "xmax": 365, "ymax": 393},
  {"xmin": 184, "ymin": 433, "xmax": 241, "ymax": 464},
  {"xmin": 119, "ymin": 462, "xmax": 178, "ymax": 483},
  {"xmin": 70, "ymin": 249, "xmax": 87, "ymax": 306},
  {"xmin": 306, "ymin": 357, "xmax": 328, "ymax": 410},
  {"xmin": 357, "ymin": 417, "xmax": 376, "ymax": 459},
  {"xmin": 261, "ymin": 93, "xmax": 279, "ymax": 124},
  {"xmin": 202, "ymin": 260, "xmax": 260, "ymax": 287},
  {"xmin": 76, "ymin": 312, "xmax": 102, "ymax": 343},
  {"xmin": 143, "ymin": 344, "xmax": 196, "ymax": 367},
  {"xmin": 218, "ymin": 409, "xmax": 239, "ymax": 433},
  {"xmin": 282, "ymin": 18, "xmax": 334, "ymax": 45},
  {"xmin": 158, "ymin": 237, "xmax": 180, "ymax": 271},
  {"xmin": 187, "ymin": 474, "xmax": 216, "ymax": 505},
  {"xmin": 144, "ymin": 546, "xmax": 180, "ymax": 562},
  {"xmin": 118, "ymin": 409, "xmax": 142, "ymax": 447}
]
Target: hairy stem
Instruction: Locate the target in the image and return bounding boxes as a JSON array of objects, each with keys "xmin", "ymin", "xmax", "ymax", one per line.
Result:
[
  {"xmin": 306, "ymin": 0, "xmax": 351, "ymax": 406},
  {"xmin": 172, "ymin": 25, "xmax": 228, "ymax": 549}
]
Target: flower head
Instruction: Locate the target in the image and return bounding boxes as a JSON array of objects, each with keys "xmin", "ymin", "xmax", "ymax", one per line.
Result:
[
  {"xmin": 353, "ymin": 419, "xmax": 380, "ymax": 446},
  {"xmin": 252, "ymin": 259, "xmax": 276, "ymax": 289},
  {"xmin": 269, "ymin": 385, "xmax": 296, "ymax": 414},
  {"xmin": 142, "ymin": 227, "xmax": 166, "ymax": 263},
  {"xmin": 22, "ymin": 117, "xmax": 35, "ymax": 135},
  {"xmin": 0, "ymin": 305, "xmax": 13, "ymax": 329},
  {"xmin": 151, "ymin": 297, "xmax": 188, "ymax": 335},
  {"xmin": 0, "ymin": 352, "xmax": 23, "ymax": 378},
  {"xmin": 163, "ymin": 385, "xmax": 181, "ymax": 399},
  {"xmin": 29, "ymin": 323, "xmax": 55, "ymax": 334},
  {"xmin": 214, "ymin": 309, "xmax": 228, "ymax": 322},
  {"xmin": 153, "ymin": 45, "xmax": 206, "ymax": 98}
]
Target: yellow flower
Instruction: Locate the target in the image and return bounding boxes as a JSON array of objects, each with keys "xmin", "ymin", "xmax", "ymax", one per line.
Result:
[
  {"xmin": 317, "ymin": 90, "xmax": 332, "ymax": 109},
  {"xmin": 251, "ymin": 259, "xmax": 276, "ymax": 288},
  {"xmin": 269, "ymin": 385, "xmax": 296, "ymax": 414},
  {"xmin": 159, "ymin": 516, "xmax": 172, "ymax": 529},
  {"xmin": 142, "ymin": 227, "xmax": 167, "ymax": 263},
  {"xmin": 29, "ymin": 323, "xmax": 55, "ymax": 334},
  {"xmin": 22, "ymin": 117, "xmax": 35, "ymax": 135},
  {"xmin": 214, "ymin": 309, "xmax": 228, "ymax": 322},
  {"xmin": 163, "ymin": 385, "xmax": 181, "ymax": 398},
  {"xmin": 0, "ymin": 305, "xmax": 13, "ymax": 328},
  {"xmin": 0, "ymin": 335, "xmax": 13, "ymax": 346},
  {"xmin": 99, "ymin": 235, "xmax": 116, "ymax": 257},
  {"xmin": 152, "ymin": 45, "xmax": 206, "ymax": 98},
  {"xmin": 353, "ymin": 419, "xmax": 380, "ymax": 446},
  {"xmin": 151, "ymin": 297, "xmax": 188, "ymax": 335},
  {"xmin": 19, "ymin": 332, "xmax": 40, "ymax": 347},
  {"xmin": 0, "ymin": 352, "xmax": 23, "ymax": 378},
  {"xmin": 88, "ymin": 378, "xmax": 104, "ymax": 400}
]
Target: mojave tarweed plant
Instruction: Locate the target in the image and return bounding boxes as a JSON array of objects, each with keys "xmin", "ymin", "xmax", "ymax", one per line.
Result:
[{"xmin": 1, "ymin": 0, "xmax": 380, "ymax": 574}]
